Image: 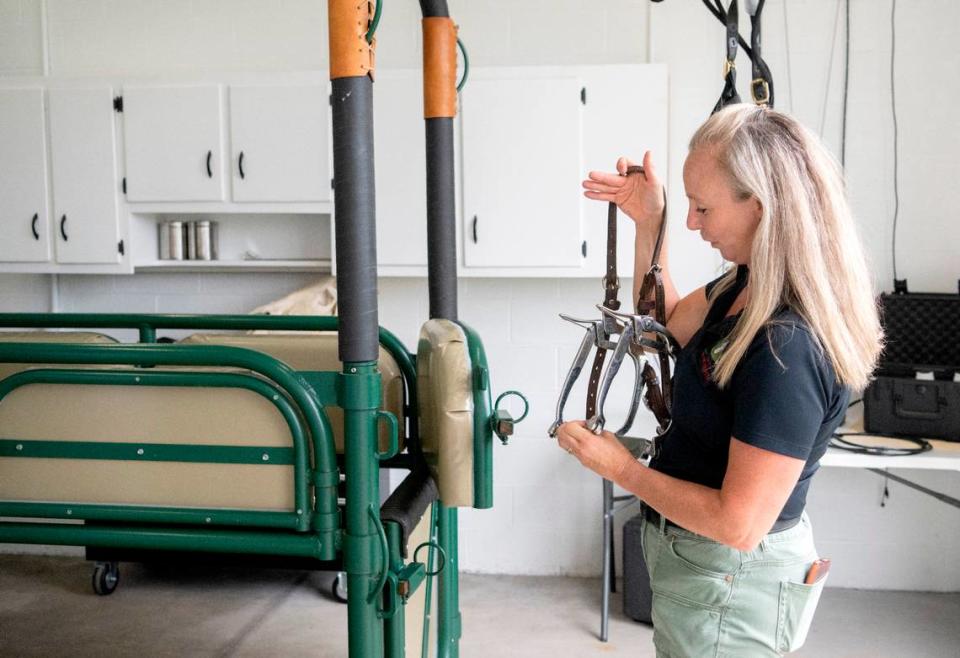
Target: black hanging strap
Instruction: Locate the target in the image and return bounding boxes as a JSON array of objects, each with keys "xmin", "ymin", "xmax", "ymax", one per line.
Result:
[
  {"xmin": 750, "ymin": 0, "xmax": 772, "ymax": 105},
  {"xmin": 712, "ymin": 0, "xmax": 742, "ymax": 114}
]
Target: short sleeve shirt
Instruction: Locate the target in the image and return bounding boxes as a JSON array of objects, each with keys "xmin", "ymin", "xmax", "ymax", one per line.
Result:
[{"xmin": 649, "ymin": 266, "xmax": 850, "ymax": 523}]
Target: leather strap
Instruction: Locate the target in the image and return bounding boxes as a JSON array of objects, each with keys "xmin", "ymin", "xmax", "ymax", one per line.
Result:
[
  {"xmin": 422, "ymin": 17, "xmax": 458, "ymax": 118},
  {"xmin": 750, "ymin": 0, "xmax": 772, "ymax": 106},
  {"xmin": 585, "ymin": 348, "xmax": 606, "ymax": 419},
  {"xmin": 604, "ymin": 201, "xmax": 621, "ymax": 311},
  {"xmin": 712, "ymin": 0, "xmax": 742, "ymax": 114},
  {"xmin": 634, "ymin": 178, "xmax": 672, "ymax": 429},
  {"xmin": 587, "ymin": 165, "xmax": 645, "ymax": 419},
  {"xmin": 328, "ymin": 0, "xmax": 377, "ymax": 80}
]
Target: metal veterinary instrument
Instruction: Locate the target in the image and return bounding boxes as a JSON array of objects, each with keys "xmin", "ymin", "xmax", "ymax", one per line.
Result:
[{"xmin": 547, "ymin": 165, "xmax": 678, "ymax": 460}]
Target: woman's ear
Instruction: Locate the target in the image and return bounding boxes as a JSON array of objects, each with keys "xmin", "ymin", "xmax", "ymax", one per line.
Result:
[{"xmin": 752, "ymin": 197, "xmax": 763, "ymax": 222}]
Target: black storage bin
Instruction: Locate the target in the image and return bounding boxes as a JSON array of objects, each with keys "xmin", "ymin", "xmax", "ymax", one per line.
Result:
[
  {"xmin": 622, "ymin": 512, "xmax": 653, "ymax": 624},
  {"xmin": 863, "ymin": 292, "xmax": 960, "ymax": 441}
]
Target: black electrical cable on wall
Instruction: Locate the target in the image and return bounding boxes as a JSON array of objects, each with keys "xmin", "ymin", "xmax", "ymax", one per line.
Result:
[
  {"xmin": 890, "ymin": 0, "xmax": 900, "ymax": 285},
  {"xmin": 841, "ymin": 0, "xmax": 849, "ymax": 167}
]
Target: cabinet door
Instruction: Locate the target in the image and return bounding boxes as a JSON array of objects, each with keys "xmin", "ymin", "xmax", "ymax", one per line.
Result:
[
  {"xmin": 462, "ymin": 76, "xmax": 582, "ymax": 268},
  {"xmin": 374, "ymin": 71, "xmax": 428, "ymax": 267},
  {"xmin": 0, "ymin": 89, "xmax": 50, "ymax": 262},
  {"xmin": 580, "ymin": 65, "xmax": 669, "ymax": 279},
  {"xmin": 48, "ymin": 87, "xmax": 122, "ymax": 264},
  {"xmin": 123, "ymin": 85, "xmax": 224, "ymax": 202},
  {"xmin": 229, "ymin": 84, "xmax": 330, "ymax": 202}
]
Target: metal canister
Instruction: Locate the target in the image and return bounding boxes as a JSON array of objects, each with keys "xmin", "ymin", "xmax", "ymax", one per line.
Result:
[
  {"xmin": 168, "ymin": 221, "xmax": 184, "ymax": 260},
  {"xmin": 195, "ymin": 221, "xmax": 212, "ymax": 260},
  {"xmin": 158, "ymin": 221, "xmax": 171, "ymax": 260},
  {"xmin": 186, "ymin": 221, "xmax": 197, "ymax": 260},
  {"xmin": 209, "ymin": 221, "xmax": 219, "ymax": 260}
]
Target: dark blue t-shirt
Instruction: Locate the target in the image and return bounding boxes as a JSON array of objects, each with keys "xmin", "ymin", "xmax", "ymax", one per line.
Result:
[{"xmin": 650, "ymin": 266, "xmax": 850, "ymax": 523}]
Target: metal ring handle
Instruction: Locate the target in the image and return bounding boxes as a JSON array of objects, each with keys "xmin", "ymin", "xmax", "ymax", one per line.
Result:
[
  {"xmin": 206, "ymin": 150, "xmax": 213, "ymax": 178},
  {"xmin": 60, "ymin": 215, "xmax": 68, "ymax": 241},
  {"xmin": 31, "ymin": 214, "xmax": 39, "ymax": 240},
  {"xmin": 367, "ymin": 504, "xmax": 389, "ymax": 603},
  {"xmin": 375, "ymin": 410, "xmax": 400, "ymax": 461},
  {"xmin": 472, "ymin": 216, "xmax": 478, "ymax": 243},
  {"xmin": 238, "ymin": 151, "xmax": 245, "ymax": 179},
  {"xmin": 413, "ymin": 541, "xmax": 447, "ymax": 577},
  {"xmin": 495, "ymin": 390, "xmax": 529, "ymax": 423}
]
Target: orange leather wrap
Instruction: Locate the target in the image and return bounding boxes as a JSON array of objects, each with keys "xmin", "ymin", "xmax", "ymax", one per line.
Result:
[
  {"xmin": 422, "ymin": 17, "xmax": 458, "ymax": 118},
  {"xmin": 329, "ymin": 0, "xmax": 376, "ymax": 79}
]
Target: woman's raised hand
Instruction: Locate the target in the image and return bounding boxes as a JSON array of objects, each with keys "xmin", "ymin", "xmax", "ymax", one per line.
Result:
[{"xmin": 582, "ymin": 151, "xmax": 664, "ymax": 226}]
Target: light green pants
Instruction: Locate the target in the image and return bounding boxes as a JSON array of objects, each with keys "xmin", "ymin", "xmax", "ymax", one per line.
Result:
[{"xmin": 641, "ymin": 512, "xmax": 827, "ymax": 657}]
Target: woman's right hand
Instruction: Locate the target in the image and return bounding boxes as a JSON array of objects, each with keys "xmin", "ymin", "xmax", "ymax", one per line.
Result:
[{"xmin": 582, "ymin": 151, "xmax": 664, "ymax": 227}]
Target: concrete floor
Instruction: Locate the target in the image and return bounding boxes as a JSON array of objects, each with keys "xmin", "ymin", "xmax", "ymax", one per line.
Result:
[{"xmin": 1, "ymin": 555, "xmax": 958, "ymax": 657}]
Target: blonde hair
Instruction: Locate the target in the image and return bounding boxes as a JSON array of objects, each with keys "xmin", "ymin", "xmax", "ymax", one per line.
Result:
[{"xmin": 690, "ymin": 104, "xmax": 882, "ymax": 392}]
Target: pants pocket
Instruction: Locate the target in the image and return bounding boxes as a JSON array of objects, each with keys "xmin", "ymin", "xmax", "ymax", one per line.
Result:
[{"xmin": 776, "ymin": 576, "xmax": 827, "ymax": 653}]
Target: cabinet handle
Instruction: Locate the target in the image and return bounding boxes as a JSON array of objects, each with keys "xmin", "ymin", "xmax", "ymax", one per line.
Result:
[
  {"xmin": 31, "ymin": 213, "xmax": 39, "ymax": 240},
  {"xmin": 472, "ymin": 216, "xmax": 478, "ymax": 243},
  {"xmin": 206, "ymin": 150, "xmax": 213, "ymax": 178},
  {"xmin": 238, "ymin": 151, "xmax": 245, "ymax": 179},
  {"xmin": 60, "ymin": 215, "xmax": 68, "ymax": 242}
]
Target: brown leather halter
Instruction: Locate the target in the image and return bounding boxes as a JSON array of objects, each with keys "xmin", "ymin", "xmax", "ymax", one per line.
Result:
[{"xmin": 549, "ymin": 165, "xmax": 675, "ymax": 456}]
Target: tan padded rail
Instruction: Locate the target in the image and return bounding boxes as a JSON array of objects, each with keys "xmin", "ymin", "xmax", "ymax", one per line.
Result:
[
  {"xmin": 329, "ymin": 0, "xmax": 376, "ymax": 80},
  {"xmin": 180, "ymin": 333, "xmax": 405, "ymax": 454},
  {"xmin": 422, "ymin": 17, "xmax": 458, "ymax": 118},
  {"xmin": 416, "ymin": 320, "xmax": 474, "ymax": 507}
]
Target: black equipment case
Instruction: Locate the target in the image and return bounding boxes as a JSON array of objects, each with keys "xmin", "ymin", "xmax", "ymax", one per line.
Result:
[{"xmin": 864, "ymin": 292, "xmax": 960, "ymax": 441}]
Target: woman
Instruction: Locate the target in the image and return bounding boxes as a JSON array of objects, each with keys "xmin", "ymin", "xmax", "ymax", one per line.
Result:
[{"xmin": 557, "ymin": 104, "xmax": 882, "ymax": 657}]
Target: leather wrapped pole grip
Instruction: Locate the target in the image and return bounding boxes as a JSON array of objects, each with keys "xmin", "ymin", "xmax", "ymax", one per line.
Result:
[
  {"xmin": 329, "ymin": 0, "xmax": 376, "ymax": 80},
  {"xmin": 422, "ymin": 17, "xmax": 458, "ymax": 118}
]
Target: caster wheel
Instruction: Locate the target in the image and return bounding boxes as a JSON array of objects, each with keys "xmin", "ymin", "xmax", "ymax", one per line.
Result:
[
  {"xmin": 331, "ymin": 571, "xmax": 348, "ymax": 603},
  {"xmin": 92, "ymin": 561, "xmax": 120, "ymax": 596}
]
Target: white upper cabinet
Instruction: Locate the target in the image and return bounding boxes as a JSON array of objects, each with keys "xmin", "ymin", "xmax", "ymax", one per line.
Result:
[
  {"xmin": 229, "ymin": 84, "xmax": 330, "ymax": 203},
  {"xmin": 373, "ymin": 71, "xmax": 428, "ymax": 269},
  {"xmin": 461, "ymin": 74, "xmax": 583, "ymax": 269},
  {"xmin": 0, "ymin": 88, "xmax": 51, "ymax": 263},
  {"xmin": 122, "ymin": 85, "xmax": 225, "ymax": 202},
  {"xmin": 579, "ymin": 65, "xmax": 669, "ymax": 279},
  {"xmin": 48, "ymin": 87, "xmax": 122, "ymax": 264}
]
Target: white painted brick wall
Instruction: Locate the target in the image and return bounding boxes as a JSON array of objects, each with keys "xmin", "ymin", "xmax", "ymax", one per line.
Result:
[{"xmin": 1, "ymin": 0, "xmax": 958, "ymax": 589}]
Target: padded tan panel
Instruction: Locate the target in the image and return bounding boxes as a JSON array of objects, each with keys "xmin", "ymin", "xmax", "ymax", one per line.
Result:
[
  {"xmin": 180, "ymin": 333, "xmax": 406, "ymax": 454},
  {"xmin": 0, "ymin": 383, "xmax": 295, "ymax": 510},
  {"xmin": 0, "ymin": 332, "xmax": 405, "ymax": 510},
  {"xmin": 416, "ymin": 320, "xmax": 474, "ymax": 507}
]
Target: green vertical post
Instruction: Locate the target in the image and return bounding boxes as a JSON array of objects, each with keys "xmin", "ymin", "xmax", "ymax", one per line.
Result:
[
  {"xmin": 437, "ymin": 504, "xmax": 461, "ymax": 658},
  {"xmin": 341, "ymin": 363, "xmax": 384, "ymax": 658}
]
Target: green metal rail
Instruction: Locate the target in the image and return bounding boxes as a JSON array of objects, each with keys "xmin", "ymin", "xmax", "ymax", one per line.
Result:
[{"xmin": 0, "ymin": 313, "xmax": 457, "ymax": 657}]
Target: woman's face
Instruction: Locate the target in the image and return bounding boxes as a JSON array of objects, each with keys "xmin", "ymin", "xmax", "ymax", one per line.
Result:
[{"xmin": 682, "ymin": 147, "xmax": 762, "ymax": 265}]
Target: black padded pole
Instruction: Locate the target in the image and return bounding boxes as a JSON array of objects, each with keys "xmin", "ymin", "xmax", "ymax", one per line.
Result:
[
  {"xmin": 425, "ymin": 118, "xmax": 458, "ymax": 321},
  {"xmin": 420, "ymin": 0, "xmax": 458, "ymax": 321},
  {"xmin": 331, "ymin": 76, "xmax": 379, "ymax": 363},
  {"xmin": 419, "ymin": 0, "xmax": 449, "ymax": 18}
]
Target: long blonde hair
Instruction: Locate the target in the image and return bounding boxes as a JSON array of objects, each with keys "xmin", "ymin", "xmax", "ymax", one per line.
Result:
[{"xmin": 690, "ymin": 104, "xmax": 882, "ymax": 392}]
